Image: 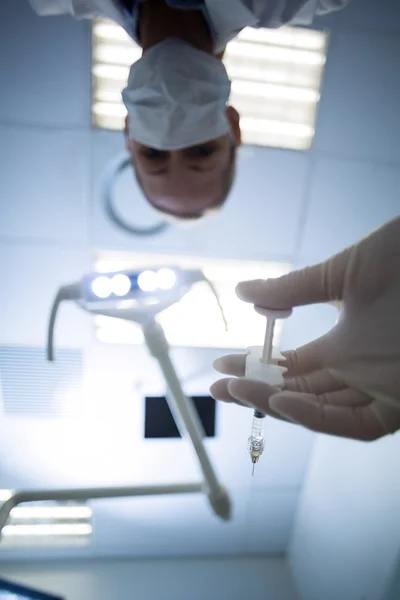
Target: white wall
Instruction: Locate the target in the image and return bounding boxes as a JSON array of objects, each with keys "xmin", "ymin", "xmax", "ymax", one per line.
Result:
[
  {"xmin": 289, "ymin": 432, "xmax": 400, "ymax": 600},
  {"xmin": 0, "ymin": 556, "xmax": 299, "ymax": 600},
  {"xmin": 284, "ymin": 2, "xmax": 400, "ymax": 599},
  {"xmin": 383, "ymin": 551, "xmax": 400, "ymax": 600}
]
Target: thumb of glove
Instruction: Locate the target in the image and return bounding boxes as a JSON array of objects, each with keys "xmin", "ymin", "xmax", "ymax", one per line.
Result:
[{"xmin": 236, "ymin": 246, "xmax": 352, "ymax": 310}]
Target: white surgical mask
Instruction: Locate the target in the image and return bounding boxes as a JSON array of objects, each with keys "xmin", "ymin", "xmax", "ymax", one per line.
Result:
[{"xmin": 122, "ymin": 38, "xmax": 231, "ymax": 151}]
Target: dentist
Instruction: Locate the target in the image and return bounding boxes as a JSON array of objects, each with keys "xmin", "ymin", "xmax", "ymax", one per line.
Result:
[{"xmin": 29, "ymin": 0, "xmax": 349, "ymax": 219}]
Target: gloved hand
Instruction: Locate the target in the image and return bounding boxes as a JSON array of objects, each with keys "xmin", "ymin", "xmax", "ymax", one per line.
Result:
[{"xmin": 211, "ymin": 217, "xmax": 400, "ymax": 441}]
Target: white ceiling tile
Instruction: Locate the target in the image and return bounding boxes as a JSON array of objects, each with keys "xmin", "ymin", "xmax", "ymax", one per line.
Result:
[
  {"xmin": 90, "ymin": 130, "xmax": 308, "ymax": 261},
  {"xmin": 332, "ymin": 0, "xmax": 400, "ymax": 33},
  {"xmin": 0, "ymin": 0, "xmax": 91, "ymax": 128},
  {"xmin": 248, "ymin": 420, "xmax": 315, "ymax": 490},
  {"xmin": 314, "ymin": 32, "xmax": 400, "ymax": 163},
  {"xmin": 298, "ymin": 158, "xmax": 400, "ymax": 262},
  {"xmin": 0, "ymin": 127, "xmax": 90, "ymax": 243},
  {"xmin": 205, "ymin": 400, "xmax": 314, "ymax": 491},
  {"xmin": 279, "ymin": 302, "xmax": 338, "ymax": 354},
  {"xmin": 244, "ymin": 490, "xmax": 298, "ymax": 554},
  {"xmin": 92, "ymin": 488, "xmax": 249, "ymax": 558},
  {"xmin": 0, "ymin": 244, "xmax": 91, "ymax": 347},
  {"xmin": 0, "ymin": 336, "xmax": 308, "ymax": 559}
]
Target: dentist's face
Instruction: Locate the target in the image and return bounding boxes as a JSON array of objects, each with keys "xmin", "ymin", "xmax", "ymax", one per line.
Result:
[{"xmin": 125, "ymin": 107, "xmax": 241, "ymax": 218}]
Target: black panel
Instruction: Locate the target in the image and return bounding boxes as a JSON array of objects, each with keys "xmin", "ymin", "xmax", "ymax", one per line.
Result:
[{"xmin": 144, "ymin": 395, "xmax": 216, "ymax": 438}]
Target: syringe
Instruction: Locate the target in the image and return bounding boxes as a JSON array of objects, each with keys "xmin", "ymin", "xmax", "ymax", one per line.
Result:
[
  {"xmin": 246, "ymin": 308, "xmax": 291, "ymax": 474},
  {"xmin": 248, "ymin": 410, "xmax": 266, "ymax": 475}
]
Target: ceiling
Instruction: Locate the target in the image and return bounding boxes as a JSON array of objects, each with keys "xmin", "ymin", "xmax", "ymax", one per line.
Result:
[
  {"xmin": 0, "ymin": 338, "xmax": 315, "ymax": 560},
  {"xmin": 1, "ymin": 0, "xmax": 399, "ymax": 566}
]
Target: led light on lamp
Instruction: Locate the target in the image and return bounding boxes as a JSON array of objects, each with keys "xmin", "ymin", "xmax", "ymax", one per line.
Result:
[
  {"xmin": 111, "ymin": 273, "xmax": 131, "ymax": 296},
  {"xmin": 137, "ymin": 270, "xmax": 158, "ymax": 292},
  {"xmin": 156, "ymin": 268, "xmax": 176, "ymax": 290},
  {"xmin": 91, "ymin": 276, "xmax": 112, "ymax": 299}
]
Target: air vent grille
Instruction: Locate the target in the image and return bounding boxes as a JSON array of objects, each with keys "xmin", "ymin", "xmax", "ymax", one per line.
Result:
[{"xmin": 0, "ymin": 346, "xmax": 83, "ymax": 417}]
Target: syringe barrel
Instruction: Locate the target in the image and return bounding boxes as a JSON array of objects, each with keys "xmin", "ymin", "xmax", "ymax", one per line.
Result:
[
  {"xmin": 250, "ymin": 413, "xmax": 265, "ymax": 439},
  {"xmin": 248, "ymin": 412, "xmax": 265, "ymax": 459}
]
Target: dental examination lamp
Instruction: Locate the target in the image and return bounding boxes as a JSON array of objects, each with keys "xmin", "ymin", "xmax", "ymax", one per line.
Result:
[{"xmin": 0, "ymin": 268, "xmax": 230, "ymax": 535}]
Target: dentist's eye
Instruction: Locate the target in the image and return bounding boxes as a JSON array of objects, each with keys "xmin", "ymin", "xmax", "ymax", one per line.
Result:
[
  {"xmin": 187, "ymin": 144, "xmax": 216, "ymax": 158},
  {"xmin": 142, "ymin": 148, "xmax": 168, "ymax": 160}
]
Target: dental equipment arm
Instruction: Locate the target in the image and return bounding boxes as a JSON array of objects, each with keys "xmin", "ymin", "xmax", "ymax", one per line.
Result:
[
  {"xmin": 0, "ymin": 483, "xmax": 202, "ymax": 535},
  {"xmin": 202, "ymin": 277, "xmax": 228, "ymax": 332},
  {"xmin": 36, "ymin": 267, "xmax": 231, "ymax": 527},
  {"xmin": 47, "ymin": 282, "xmax": 81, "ymax": 361},
  {"xmin": 182, "ymin": 270, "xmax": 228, "ymax": 332},
  {"xmin": 143, "ymin": 319, "xmax": 230, "ymax": 519}
]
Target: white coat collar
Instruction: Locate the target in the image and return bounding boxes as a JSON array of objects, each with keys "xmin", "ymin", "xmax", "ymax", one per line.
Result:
[{"xmin": 204, "ymin": 0, "xmax": 259, "ymax": 52}]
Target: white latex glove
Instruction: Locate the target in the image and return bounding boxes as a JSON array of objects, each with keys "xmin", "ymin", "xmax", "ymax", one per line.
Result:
[{"xmin": 211, "ymin": 217, "xmax": 400, "ymax": 441}]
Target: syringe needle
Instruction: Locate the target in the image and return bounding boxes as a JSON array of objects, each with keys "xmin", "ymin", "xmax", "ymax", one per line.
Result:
[{"xmin": 252, "ymin": 462, "xmax": 255, "ymax": 476}]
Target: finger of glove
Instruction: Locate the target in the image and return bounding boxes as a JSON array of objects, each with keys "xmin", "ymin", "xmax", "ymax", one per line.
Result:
[
  {"xmin": 368, "ymin": 401, "xmax": 400, "ymax": 436},
  {"xmin": 269, "ymin": 388, "xmax": 387, "ymax": 441},
  {"xmin": 236, "ymin": 248, "xmax": 351, "ymax": 310},
  {"xmin": 284, "ymin": 369, "xmax": 345, "ymax": 395},
  {"xmin": 210, "ymin": 378, "xmax": 248, "ymax": 407},
  {"xmin": 280, "ymin": 337, "xmax": 328, "ymax": 377},
  {"xmin": 213, "ymin": 354, "xmax": 246, "ymax": 377},
  {"xmin": 226, "ymin": 378, "xmax": 291, "ymax": 422}
]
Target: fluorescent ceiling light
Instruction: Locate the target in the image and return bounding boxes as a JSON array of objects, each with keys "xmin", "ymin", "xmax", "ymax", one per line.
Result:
[
  {"xmin": 240, "ymin": 117, "xmax": 314, "ymax": 137},
  {"xmin": 94, "ymin": 43, "xmax": 142, "ymax": 66},
  {"xmin": 237, "ymin": 25, "xmax": 326, "ymax": 50},
  {"xmin": 2, "ymin": 524, "xmax": 92, "ymax": 537},
  {"xmin": 0, "ymin": 493, "xmax": 93, "ymax": 548},
  {"xmin": 231, "ymin": 80, "xmax": 319, "ymax": 102},
  {"xmin": 92, "ymin": 63, "xmax": 129, "ymax": 81},
  {"xmin": 94, "ymin": 87, "xmax": 122, "ymax": 103},
  {"xmin": 91, "ymin": 19, "xmax": 328, "ymax": 150},
  {"xmin": 226, "ymin": 40, "xmax": 325, "ymax": 65},
  {"xmin": 93, "ymin": 21, "xmax": 132, "ymax": 42},
  {"xmin": 93, "ymin": 101, "xmax": 127, "ymax": 118},
  {"xmin": 10, "ymin": 506, "xmax": 92, "ymax": 520}
]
